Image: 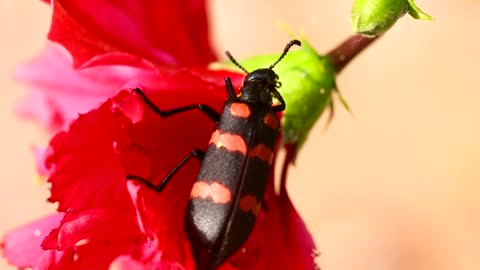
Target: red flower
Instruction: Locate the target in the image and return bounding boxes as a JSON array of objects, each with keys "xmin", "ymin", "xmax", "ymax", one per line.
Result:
[
  {"xmin": 3, "ymin": 0, "xmax": 317, "ymax": 269},
  {"xmin": 18, "ymin": 0, "xmax": 216, "ymax": 132}
]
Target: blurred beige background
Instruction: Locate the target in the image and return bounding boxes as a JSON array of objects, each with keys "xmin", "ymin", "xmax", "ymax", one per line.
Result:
[{"xmin": 1, "ymin": 1, "xmax": 479, "ymax": 269}]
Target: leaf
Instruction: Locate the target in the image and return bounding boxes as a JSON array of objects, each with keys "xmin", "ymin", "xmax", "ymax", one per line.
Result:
[{"xmin": 406, "ymin": 0, "xmax": 434, "ymax": 20}]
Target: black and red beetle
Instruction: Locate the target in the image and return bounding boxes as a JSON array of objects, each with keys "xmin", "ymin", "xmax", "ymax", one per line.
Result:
[{"xmin": 127, "ymin": 40, "xmax": 301, "ymax": 270}]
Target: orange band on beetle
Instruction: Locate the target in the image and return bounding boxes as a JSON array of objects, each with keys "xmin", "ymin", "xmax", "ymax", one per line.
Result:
[
  {"xmin": 209, "ymin": 130, "xmax": 247, "ymax": 155},
  {"xmin": 190, "ymin": 181, "xmax": 232, "ymax": 203}
]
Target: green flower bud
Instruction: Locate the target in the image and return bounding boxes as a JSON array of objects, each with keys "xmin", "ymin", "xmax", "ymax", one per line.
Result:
[
  {"xmin": 352, "ymin": 0, "xmax": 433, "ymax": 36},
  {"xmin": 215, "ymin": 39, "xmax": 348, "ymax": 153}
]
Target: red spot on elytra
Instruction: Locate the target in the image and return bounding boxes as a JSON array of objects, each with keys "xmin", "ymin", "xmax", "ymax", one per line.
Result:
[
  {"xmin": 263, "ymin": 113, "xmax": 279, "ymax": 129},
  {"xmin": 230, "ymin": 103, "xmax": 251, "ymax": 118},
  {"xmin": 249, "ymin": 144, "xmax": 273, "ymax": 164},
  {"xmin": 239, "ymin": 195, "xmax": 261, "ymax": 215},
  {"xmin": 190, "ymin": 181, "xmax": 232, "ymax": 203}
]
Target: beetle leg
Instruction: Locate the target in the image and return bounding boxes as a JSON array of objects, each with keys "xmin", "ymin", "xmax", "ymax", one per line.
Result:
[
  {"xmin": 125, "ymin": 149, "xmax": 205, "ymax": 192},
  {"xmin": 224, "ymin": 77, "xmax": 237, "ymax": 101},
  {"xmin": 133, "ymin": 88, "xmax": 220, "ymax": 122},
  {"xmin": 272, "ymin": 89, "xmax": 286, "ymax": 112}
]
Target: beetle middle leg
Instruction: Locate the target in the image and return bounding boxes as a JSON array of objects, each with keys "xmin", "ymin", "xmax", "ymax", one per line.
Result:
[
  {"xmin": 125, "ymin": 88, "xmax": 217, "ymax": 191},
  {"xmin": 125, "ymin": 149, "xmax": 205, "ymax": 192}
]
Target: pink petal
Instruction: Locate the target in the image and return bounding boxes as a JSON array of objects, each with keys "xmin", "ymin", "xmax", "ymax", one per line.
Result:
[
  {"xmin": 33, "ymin": 250, "xmax": 66, "ymax": 270},
  {"xmin": 16, "ymin": 43, "xmax": 157, "ymax": 132},
  {"xmin": 32, "ymin": 146, "xmax": 55, "ymax": 176},
  {"xmin": 2, "ymin": 213, "xmax": 63, "ymax": 268}
]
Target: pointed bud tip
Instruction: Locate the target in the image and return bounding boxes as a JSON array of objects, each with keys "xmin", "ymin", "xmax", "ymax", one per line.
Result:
[{"xmin": 352, "ymin": 0, "xmax": 433, "ymax": 36}]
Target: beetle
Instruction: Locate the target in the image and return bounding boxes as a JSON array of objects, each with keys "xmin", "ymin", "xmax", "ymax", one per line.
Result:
[{"xmin": 127, "ymin": 39, "xmax": 301, "ymax": 270}]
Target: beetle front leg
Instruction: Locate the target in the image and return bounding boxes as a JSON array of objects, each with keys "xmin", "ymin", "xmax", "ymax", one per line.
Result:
[{"xmin": 133, "ymin": 88, "xmax": 220, "ymax": 122}]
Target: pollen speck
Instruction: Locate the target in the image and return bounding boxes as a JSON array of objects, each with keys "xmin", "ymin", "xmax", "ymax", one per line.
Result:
[
  {"xmin": 75, "ymin": 238, "xmax": 90, "ymax": 247},
  {"xmin": 34, "ymin": 175, "xmax": 46, "ymax": 185},
  {"xmin": 112, "ymin": 141, "xmax": 119, "ymax": 153}
]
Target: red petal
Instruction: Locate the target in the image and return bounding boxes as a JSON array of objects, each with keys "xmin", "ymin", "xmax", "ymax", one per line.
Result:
[
  {"xmin": 35, "ymin": 240, "xmax": 143, "ymax": 270},
  {"xmin": 38, "ymin": 209, "xmax": 155, "ymax": 269},
  {"xmin": 45, "ymin": 98, "xmax": 133, "ymax": 212},
  {"xmin": 42, "ymin": 209, "xmax": 141, "ymax": 250},
  {"xmin": 261, "ymin": 191, "xmax": 318, "ymax": 269},
  {"xmin": 109, "ymin": 255, "xmax": 146, "ymax": 270},
  {"xmin": 16, "ymin": 43, "xmax": 157, "ymax": 132},
  {"xmin": 37, "ymin": 218, "xmax": 190, "ymax": 269},
  {"xmin": 45, "ymin": 69, "xmax": 242, "ymax": 213},
  {"xmin": 49, "ymin": 0, "xmax": 216, "ymax": 68},
  {"xmin": 1, "ymin": 213, "xmax": 63, "ymax": 268},
  {"xmin": 216, "ymin": 189, "xmax": 317, "ymax": 270},
  {"xmin": 110, "ymin": 254, "xmax": 192, "ymax": 270}
]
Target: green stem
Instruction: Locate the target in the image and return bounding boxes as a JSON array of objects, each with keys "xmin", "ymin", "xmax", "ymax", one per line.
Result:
[{"xmin": 327, "ymin": 34, "xmax": 379, "ymax": 73}]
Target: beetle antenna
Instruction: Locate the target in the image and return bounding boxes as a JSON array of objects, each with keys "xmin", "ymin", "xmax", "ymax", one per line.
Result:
[
  {"xmin": 269, "ymin": 39, "xmax": 301, "ymax": 69},
  {"xmin": 225, "ymin": 51, "xmax": 249, "ymax": 74}
]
